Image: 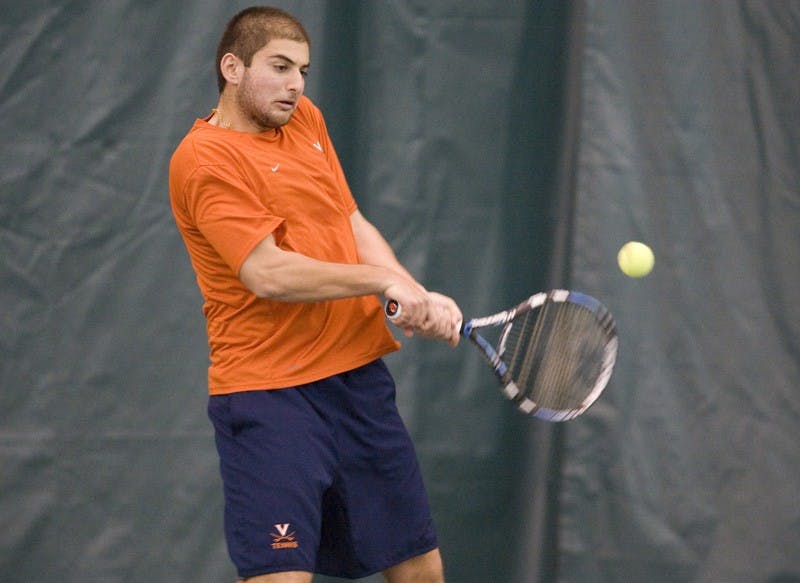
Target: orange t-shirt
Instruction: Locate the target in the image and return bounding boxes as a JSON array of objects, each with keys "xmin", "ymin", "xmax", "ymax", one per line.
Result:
[{"xmin": 169, "ymin": 96, "xmax": 399, "ymax": 394}]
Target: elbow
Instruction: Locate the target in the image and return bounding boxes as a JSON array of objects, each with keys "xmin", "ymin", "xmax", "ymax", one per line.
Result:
[
  {"xmin": 239, "ymin": 268, "xmax": 288, "ymax": 300},
  {"xmin": 245, "ymin": 278, "xmax": 290, "ymax": 301},
  {"xmin": 238, "ymin": 235, "xmax": 294, "ymax": 300}
]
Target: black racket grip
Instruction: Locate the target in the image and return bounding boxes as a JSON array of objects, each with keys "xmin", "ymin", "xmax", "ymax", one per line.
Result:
[{"xmin": 385, "ymin": 299, "xmax": 401, "ymax": 319}]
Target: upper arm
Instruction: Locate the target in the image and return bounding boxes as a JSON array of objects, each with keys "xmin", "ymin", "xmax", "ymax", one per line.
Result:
[{"xmin": 184, "ymin": 166, "xmax": 283, "ymax": 275}]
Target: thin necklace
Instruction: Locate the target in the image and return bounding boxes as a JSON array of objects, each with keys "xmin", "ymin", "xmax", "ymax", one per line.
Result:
[{"xmin": 210, "ymin": 108, "xmax": 231, "ymax": 129}]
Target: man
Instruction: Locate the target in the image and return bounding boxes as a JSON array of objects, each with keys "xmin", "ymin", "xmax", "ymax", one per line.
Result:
[{"xmin": 169, "ymin": 7, "xmax": 460, "ymax": 582}]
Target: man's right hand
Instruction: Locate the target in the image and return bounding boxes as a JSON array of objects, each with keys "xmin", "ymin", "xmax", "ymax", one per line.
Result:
[{"xmin": 384, "ymin": 284, "xmax": 462, "ymax": 347}]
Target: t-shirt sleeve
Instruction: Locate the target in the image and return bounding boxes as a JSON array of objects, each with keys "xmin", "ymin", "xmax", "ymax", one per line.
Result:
[{"xmin": 183, "ymin": 164, "xmax": 284, "ymax": 274}]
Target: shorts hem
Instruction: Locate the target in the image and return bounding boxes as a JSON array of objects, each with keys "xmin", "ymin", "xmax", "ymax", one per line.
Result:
[
  {"xmin": 237, "ymin": 565, "xmax": 313, "ymax": 579},
  {"xmin": 316, "ymin": 537, "xmax": 439, "ymax": 580}
]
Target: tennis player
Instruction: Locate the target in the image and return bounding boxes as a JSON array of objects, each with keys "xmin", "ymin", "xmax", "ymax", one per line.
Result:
[{"xmin": 169, "ymin": 6, "xmax": 460, "ymax": 582}]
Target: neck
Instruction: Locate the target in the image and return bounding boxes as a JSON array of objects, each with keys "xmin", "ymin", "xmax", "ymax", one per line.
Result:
[
  {"xmin": 210, "ymin": 107, "xmax": 232, "ymax": 129},
  {"xmin": 210, "ymin": 93, "xmax": 291, "ymax": 134}
]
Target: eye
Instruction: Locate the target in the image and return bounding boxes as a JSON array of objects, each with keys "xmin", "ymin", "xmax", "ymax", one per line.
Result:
[{"xmin": 300, "ymin": 69, "xmax": 309, "ymax": 78}]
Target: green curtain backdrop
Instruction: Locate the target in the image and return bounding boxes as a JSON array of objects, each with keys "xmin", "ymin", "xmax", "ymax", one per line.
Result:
[
  {"xmin": 561, "ymin": 2, "xmax": 800, "ymax": 582},
  {"xmin": 1, "ymin": 1, "xmax": 798, "ymax": 582}
]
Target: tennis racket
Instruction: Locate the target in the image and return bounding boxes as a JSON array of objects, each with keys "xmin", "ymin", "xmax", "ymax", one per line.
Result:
[{"xmin": 386, "ymin": 290, "xmax": 617, "ymax": 421}]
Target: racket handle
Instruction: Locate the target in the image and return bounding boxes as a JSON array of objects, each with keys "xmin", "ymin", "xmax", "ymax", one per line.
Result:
[
  {"xmin": 386, "ymin": 299, "xmax": 464, "ymax": 336},
  {"xmin": 385, "ymin": 299, "xmax": 401, "ymax": 319}
]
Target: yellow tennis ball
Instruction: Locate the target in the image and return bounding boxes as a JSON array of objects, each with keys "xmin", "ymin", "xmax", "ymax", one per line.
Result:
[{"xmin": 617, "ymin": 241, "xmax": 654, "ymax": 278}]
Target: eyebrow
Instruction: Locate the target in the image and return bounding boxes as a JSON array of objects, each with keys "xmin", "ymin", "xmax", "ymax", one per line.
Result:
[{"xmin": 269, "ymin": 53, "xmax": 310, "ymax": 69}]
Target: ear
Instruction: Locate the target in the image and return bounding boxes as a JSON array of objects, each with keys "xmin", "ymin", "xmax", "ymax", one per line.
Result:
[{"xmin": 219, "ymin": 53, "xmax": 244, "ymax": 86}]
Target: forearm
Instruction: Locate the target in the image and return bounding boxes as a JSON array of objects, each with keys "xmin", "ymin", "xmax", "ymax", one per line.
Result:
[
  {"xmin": 239, "ymin": 236, "xmax": 402, "ymax": 302},
  {"xmin": 350, "ymin": 210, "xmax": 417, "ymax": 282},
  {"xmin": 348, "ymin": 210, "xmax": 462, "ymax": 344}
]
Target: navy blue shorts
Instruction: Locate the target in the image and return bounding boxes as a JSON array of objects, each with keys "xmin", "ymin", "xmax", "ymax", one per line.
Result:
[{"xmin": 207, "ymin": 359, "xmax": 438, "ymax": 579}]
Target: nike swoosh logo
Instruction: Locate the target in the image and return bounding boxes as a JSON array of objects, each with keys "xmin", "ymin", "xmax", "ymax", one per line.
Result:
[{"xmin": 271, "ymin": 163, "xmax": 280, "ymax": 172}]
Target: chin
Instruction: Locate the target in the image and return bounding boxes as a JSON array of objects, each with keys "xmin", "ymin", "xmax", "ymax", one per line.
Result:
[{"xmin": 260, "ymin": 110, "xmax": 294, "ymax": 130}]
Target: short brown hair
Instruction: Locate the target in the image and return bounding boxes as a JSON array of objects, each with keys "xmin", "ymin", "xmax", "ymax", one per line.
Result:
[{"xmin": 215, "ymin": 6, "xmax": 311, "ymax": 93}]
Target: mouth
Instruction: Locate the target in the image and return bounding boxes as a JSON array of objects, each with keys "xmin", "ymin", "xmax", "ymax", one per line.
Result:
[{"xmin": 275, "ymin": 99, "xmax": 297, "ymax": 111}]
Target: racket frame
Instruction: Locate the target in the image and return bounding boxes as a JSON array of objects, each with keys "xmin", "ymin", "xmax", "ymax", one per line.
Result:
[{"xmin": 462, "ymin": 290, "xmax": 617, "ymax": 421}]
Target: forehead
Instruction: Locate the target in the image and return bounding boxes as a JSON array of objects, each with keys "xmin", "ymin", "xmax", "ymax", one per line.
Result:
[{"xmin": 252, "ymin": 38, "xmax": 310, "ymax": 65}]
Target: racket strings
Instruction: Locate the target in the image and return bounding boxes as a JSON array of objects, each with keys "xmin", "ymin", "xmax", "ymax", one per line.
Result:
[{"xmin": 504, "ymin": 301, "xmax": 609, "ymax": 410}]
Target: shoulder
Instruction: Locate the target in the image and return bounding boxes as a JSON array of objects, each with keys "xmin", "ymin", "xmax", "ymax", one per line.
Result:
[
  {"xmin": 169, "ymin": 121, "xmax": 248, "ymax": 206},
  {"xmin": 295, "ymin": 95, "xmax": 323, "ymax": 119},
  {"xmin": 169, "ymin": 120, "xmax": 247, "ymax": 189},
  {"xmin": 172, "ymin": 121, "xmax": 238, "ymax": 167},
  {"xmin": 287, "ymin": 95, "xmax": 326, "ymax": 132}
]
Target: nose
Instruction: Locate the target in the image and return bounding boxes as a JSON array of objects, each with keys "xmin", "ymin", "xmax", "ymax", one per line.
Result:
[{"xmin": 288, "ymin": 69, "xmax": 304, "ymax": 93}]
